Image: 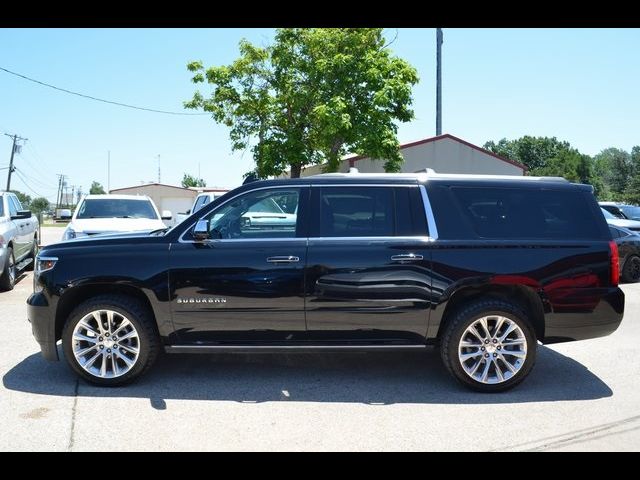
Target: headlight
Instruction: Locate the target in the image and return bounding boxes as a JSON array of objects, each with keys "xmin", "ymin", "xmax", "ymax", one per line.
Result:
[
  {"xmin": 63, "ymin": 228, "xmax": 76, "ymax": 240},
  {"xmin": 35, "ymin": 255, "xmax": 58, "ymax": 275}
]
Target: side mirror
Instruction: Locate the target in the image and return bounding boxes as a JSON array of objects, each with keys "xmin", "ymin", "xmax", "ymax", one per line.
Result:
[
  {"xmin": 193, "ymin": 219, "xmax": 210, "ymax": 241},
  {"xmin": 161, "ymin": 210, "xmax": 172, "ymax": 220},
  {"xmin": 12, "ymin": 210, "xmax": 32, "ymax": 220}
]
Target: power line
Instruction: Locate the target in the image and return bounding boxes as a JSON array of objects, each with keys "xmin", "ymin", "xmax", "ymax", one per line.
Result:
[
  {"xmin": 13, "ymin": 169, "xmax": 49, "ymax": 198},
  {"xmin": 15, "ymin": 167, "xmax": 57, "ymax": 190},
  {"xmin": 0, "ymin": 65, "xmax": 210, "ymax": 117}
]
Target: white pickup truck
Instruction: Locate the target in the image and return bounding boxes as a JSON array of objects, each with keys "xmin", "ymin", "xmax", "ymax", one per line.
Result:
[
  {"xmin": 175, "ymin": 191, "xmax": 228, "ymax": 225},
  {"xmin": 0, "ymin": 191, "xmax": 39, "ymax": 291}
]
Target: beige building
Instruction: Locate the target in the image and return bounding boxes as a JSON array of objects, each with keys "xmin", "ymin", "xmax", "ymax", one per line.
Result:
[
  {"xmin": 109, "ymin": 183, "xmax": 198, "ymax": 226},
  {"xmin": 299, "ymin": 133, "xmax": 526, "ymax": 177}
]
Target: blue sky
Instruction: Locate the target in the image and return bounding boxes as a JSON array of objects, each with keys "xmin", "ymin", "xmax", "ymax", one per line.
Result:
[{"xmin": 0, "ymin": 28, "xmax": 638, "ymax": 202}]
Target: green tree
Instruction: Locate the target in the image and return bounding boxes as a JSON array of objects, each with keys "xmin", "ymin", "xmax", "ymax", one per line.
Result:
[
  {"xmin": 181, "ymin": 173, "xmax": 207, "ymax": 188},
  {"xmin": 89, "ymin": 181, "xmax": 106, "ymax": 195},
  {"xmin": 531, "ymin": 150, "xmax": 605, "ymax": 198},
  {"xmin": 593, "ymin": 148, "xmax": 632, "ymax": 197},
  {"xmin": 483, "ymin": 136, "xmax": 572, "ymax": 171},
  {"xmin": 9, "ymin": 190, "xmax": 31, "ymax": 209},
  {"xmin": 624, "ymin": 174, "xmax": 640, "ymax": 205},
  {"xmin": 185, "ymin": 28, "xmax": 419, "ymax": 178},
  {"xmin": 30, "ymin": 197, "xmax": 50, "ymax": 214}
]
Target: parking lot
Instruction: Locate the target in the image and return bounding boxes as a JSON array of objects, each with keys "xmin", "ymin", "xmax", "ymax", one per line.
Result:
[{"xmin": 0, "ymin": 226, "xmax": 638, "ymax": 451}]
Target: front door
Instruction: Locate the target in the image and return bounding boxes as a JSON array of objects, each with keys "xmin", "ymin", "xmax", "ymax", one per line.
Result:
[
  {"xmin": 169, "ymin": 186, "xmax": 309, "ymax": 344},
  {"xmin": 305, "ymin": 185, "xmax": 434, "ymax": 344}
]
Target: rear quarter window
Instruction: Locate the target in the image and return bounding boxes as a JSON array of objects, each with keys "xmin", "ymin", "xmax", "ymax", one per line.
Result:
[{"xmin": 431, "ymin": 185, "xmax": 607, "ymax": 240}]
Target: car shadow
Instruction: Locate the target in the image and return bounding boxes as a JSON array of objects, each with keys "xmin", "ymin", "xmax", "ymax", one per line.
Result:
[{"xmin": 3, "ymin": 346, "xmax": 612, "ymax": 406}]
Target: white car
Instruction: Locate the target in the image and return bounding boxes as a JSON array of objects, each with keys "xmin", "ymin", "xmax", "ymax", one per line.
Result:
[
  {"xmin": 62, "ymin": 194, "xmax": 172, "ymax": 241},
  {"xmin": 601, "ymin": 207, "xmax": 640, "ymax": 233}
]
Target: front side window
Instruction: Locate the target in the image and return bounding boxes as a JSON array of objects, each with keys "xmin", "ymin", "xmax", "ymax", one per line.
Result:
[
  {"xmin": 319, "ymin": 187, "xmax": 394, "ymax": 237},
  {"xmin": 76, "ymin": 199, "xmax": 159, "ymax": 219},
  {"xmin": 201, "ymin": 188, "xmax": 300, "ymax": 239}
]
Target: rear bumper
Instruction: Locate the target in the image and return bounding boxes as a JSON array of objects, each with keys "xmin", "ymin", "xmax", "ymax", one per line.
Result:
[
  {"xmin": 543, "ymin": 287, "xmax": 625, "ymax": 344},
  {"xmin": 27, "ymin": 291, "xmax": 59, "ymax": 361}
]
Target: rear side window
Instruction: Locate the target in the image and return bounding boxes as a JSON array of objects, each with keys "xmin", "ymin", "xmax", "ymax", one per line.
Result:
[
  {"xmin": 319, "ymin": 187, "xmax": 394, "ymax": 237},
  {"xmin": 448, "ymin": 187, "xmax": 604, "ymax": 240}
]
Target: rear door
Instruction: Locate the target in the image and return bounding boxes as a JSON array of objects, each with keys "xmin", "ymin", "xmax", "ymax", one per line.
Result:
[{"xmin": 304, "ymin": 184, "xmax": 434, "ymax": 344}]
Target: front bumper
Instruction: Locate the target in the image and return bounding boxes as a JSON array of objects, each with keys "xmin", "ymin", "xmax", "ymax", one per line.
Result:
[
  {"xmin": 543, "ymin": 287, "xmax": 625, "ymax": 344},
  {"xmin": 27, "ymin": 291, "xmax": 59, "ymax": 361}
]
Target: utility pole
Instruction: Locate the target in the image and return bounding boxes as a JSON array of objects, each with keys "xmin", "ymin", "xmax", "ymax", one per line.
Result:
[
  {"xmin": 157, "ymin": 154, "xmax": 161, "ymax": 184},
  {"xmin": 436, "ymin": 28, "xmax": 443, "ymax": 136},
  {"xmin": 107, "ymin": 150, "xmax": 111, "ymax": 193},
  {"xmin": 56, "ymin": 174, "xmax": 66, "ymax": 210},
  {"xmin": 4, "ymin": 133, "xmax": 28, "ymax": 191}
]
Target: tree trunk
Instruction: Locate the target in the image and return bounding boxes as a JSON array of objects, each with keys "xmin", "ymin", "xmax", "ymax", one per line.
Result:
[{"xmin": 290, "ymin": 164, "xmax": 301, "ymax": 178}]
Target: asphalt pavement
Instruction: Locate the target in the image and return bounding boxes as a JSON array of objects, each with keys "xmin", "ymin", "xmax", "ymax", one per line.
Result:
[{"xmin": 1, "ymin": 226, "xmax": 639, "ymax": 451}]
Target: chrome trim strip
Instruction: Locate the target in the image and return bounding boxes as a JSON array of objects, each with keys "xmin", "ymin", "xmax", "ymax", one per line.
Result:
[
  {"xmin": 308, "ymin": 236, "xmax": 434, "ymax": 242},
  {"xmin": 178, "ymin": 183, "xmax": 422, "ymax": 244},
  {"xmin": 420, "ymin": 185, "xmax": 439, "ymax": 240},
  {"xmin": 165, "ymin": 344, "xmax": 427, "ymax": 352}
]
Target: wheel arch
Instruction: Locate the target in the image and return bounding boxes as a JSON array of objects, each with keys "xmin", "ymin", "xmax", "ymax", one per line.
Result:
[
  {"xmin": 55, "ymin": 284, "xmax": 159, "ymax": 341},
  {"xmin": 434, "ymin": 284, "xmax": 547, "ymax": 342}
]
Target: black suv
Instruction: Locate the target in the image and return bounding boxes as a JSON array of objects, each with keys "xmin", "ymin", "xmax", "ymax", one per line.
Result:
[{"xmin": 28, "ymin": 172, "xmax": 624, "ymax": 392}]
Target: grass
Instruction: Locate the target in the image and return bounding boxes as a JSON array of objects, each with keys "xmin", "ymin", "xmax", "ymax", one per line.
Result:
[{"xmin": 41, "ymin": 221, "xmax": 69, "ymax": 228}]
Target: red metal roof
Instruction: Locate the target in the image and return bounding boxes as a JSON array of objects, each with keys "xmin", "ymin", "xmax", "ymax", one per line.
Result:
[{"xmin": 346, "ymin": 133, "xmax": 528, "ymax": 171}]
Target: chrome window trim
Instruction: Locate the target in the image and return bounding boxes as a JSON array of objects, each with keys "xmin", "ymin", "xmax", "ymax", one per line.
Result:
[
  {"xmin": 308, "ymin": 236, "xmax": 434, "ymax": 242},
  {"xmin": 178, "ymin": 183, "xmax": 426, "ymax": 244},
  {"xmin": 420, "ymin": 184, "xmax": 439, "ymax": 240}
]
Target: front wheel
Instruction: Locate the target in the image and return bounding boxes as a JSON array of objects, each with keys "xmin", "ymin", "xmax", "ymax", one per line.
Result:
[
  {"xmin": 440, "ymin": 299, "xmax": 537, "ymax": 392},
  {"xmin": 62, "ymin": 295, "xmax": 160, "ymax": 386}
]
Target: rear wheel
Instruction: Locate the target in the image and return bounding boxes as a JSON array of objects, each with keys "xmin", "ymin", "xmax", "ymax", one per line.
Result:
[
  {"xmin": 0, "ymin": 247, "xmax": 16, "ymax": 291},
  {"xmin": 621, "ymin": 256, "xmax": 640, "ymax": 283},
  {"xmin": 440, "ymin": 299, "xmax": 537, "ymax": 392},
  {"xmin": 62, "ymin": 295, "xmax": 160, "ymax": 386}
]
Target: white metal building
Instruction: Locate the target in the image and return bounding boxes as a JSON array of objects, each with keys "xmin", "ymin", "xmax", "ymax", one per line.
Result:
[{"xmin": 299, "ymin": 133, "xmax": 526, "ymax": 177}]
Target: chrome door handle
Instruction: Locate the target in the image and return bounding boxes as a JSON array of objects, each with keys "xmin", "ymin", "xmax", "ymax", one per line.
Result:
[
  {"xmin": 267, "ymin": 256, "xmax": 300, "ymax": 264},
  {"xmin": 391, "ymin": 253, "xmax": 423, "ymax": 261}
]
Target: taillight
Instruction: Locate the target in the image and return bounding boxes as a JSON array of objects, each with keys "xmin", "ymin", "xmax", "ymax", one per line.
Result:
[{"xmin": 609, "ymin": 240, "xmax": 620, "ymax": 286}]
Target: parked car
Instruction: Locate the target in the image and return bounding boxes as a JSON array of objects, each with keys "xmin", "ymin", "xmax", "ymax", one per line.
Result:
[
  {"xmin": 28, "ymin": 172, "xmax": 624, "ymax": 392},
  {"xmin": 600, "ymin": 207, "xmax": 640, "ymax": 232},
  {"xmin": 600, "ymin": 202, "xmax": 640, "ymax": 221},
  {"xmin": 175, "ymin": 191, "xmax": 228, "ymax": 224},
  {"xmin": 61, "ymin": 194, "xmax": 173, "ymax": 241},
  {"xmin": 0, "ymin": 191, "xmax": 39, "ymax": 290},
  {"xmin": 609, "ymin": 225, "xmax": 640, "ymax": 283}
]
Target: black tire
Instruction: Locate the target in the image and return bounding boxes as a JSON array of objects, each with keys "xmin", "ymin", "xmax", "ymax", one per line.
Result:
[
  {"xmin": 0, "ymin": 247, "xmax": 16, "ymax": 291},
  {"xmin": 440, "ymin": 299, "xmax": 537, "ymax": 393},
  {"xmin": 621, "ymin": 255, "xmax": 640, "ymax": 283},
  {"xmin": 25, "ymin": 235, "xmax": 38, "ymax": 271},
  {"xmin": 62, "ymin": 294, "xmax": 160, "ymax": 386}
]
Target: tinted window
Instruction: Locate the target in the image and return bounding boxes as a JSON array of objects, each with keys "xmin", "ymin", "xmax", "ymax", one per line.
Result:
[
  {"xmin": 621, "ymin": 205, "xmax": 640, "ymax": 220},
  {"xmin": 319, "ymin": 187, "xmax": 394, "ymax": 237},
  {"xmin": 11, "ymin": 195, "xmax": 23, "ymax": 211},
  {"xmin": 0, "ymin": 196, "xmax": 3, "ymax": 216},
  {"xmin": 449, "ymin": 187, "xmax": 603, "ymax": 240},
  {"xmin": 76, "ymin": 199, "xmax": 158, "ymax": 219},
  {"xmin": 203, "ymin": 188, "xmax": 299, "ymax": 239}
]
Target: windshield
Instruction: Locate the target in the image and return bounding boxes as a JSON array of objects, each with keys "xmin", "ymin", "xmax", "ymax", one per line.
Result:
[
  {"xmin": 601, "ymin": 208, "xmax": 615, "ymax": 219},
  {"xmin": 76, "ymin": 199, "xmax": 158, "ymax": 219},
  {"xmin": 621, "ymin": 205, "xmax": 640, "ymax": 219}
]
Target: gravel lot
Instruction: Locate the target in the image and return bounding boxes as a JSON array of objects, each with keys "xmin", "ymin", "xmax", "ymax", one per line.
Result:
[{"xmin": 1, "ymin": 226, "xmax": 639, "ymax": 451}]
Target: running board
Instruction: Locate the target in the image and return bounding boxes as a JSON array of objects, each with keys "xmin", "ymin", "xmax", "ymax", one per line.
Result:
[
  {"xmin": 165, "ymin": 344, "xmax": 427, "ymax": 354},
  {"xmin": 15, "ymin": 258, "xmax": 33, "ymax": 271}
]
